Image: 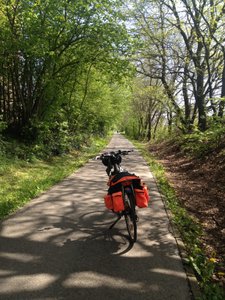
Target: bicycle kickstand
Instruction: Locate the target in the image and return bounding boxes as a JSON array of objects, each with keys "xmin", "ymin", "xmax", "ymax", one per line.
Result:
[{"xmin": 109, "ymin": 214, "xmax": 121, "ymax": 229}]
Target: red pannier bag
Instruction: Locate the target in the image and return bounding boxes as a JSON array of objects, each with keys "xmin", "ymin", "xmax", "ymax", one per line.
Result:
[
  {"xmin": 104, "ymin": 191, "xmax": 124, "ymax": 212},
  {"xmin": 135, "ymin": 185, "xmax": 150, "ymax": 208},
  {"xmin": 112, "ymin": 191, "xmax": 124, "ymax": 212},
  {"xmin": 143, "ymin": 184, "xmax": 150, "ymax": 202},
  {"xmin": 104, "ymin": 194, "xmax": 113, "ymax": 210}
]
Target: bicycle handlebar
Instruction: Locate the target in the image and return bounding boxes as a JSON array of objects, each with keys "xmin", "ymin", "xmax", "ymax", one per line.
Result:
[{"xmin": 96, "ymin": 150, "xmax": 133, "ymax": 160}]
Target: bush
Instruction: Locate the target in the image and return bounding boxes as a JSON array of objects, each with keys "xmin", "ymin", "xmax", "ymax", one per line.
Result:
[
  {"xmin": 177, "ymin": 125, "xmax": 225, "ymax": 158},
  {"xmin": 0, "ymin": 121, "xmax": 7, "ymax": 156}
]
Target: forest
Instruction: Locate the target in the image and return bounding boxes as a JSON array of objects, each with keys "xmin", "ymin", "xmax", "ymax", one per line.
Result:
[
  {"xmin": 1, "ymin": 0, "xmax": 225, "ymax": 151},
  {"xmin": 0, "ymin": 0, "xmax": 225, "ymax": 298},
  {"xmin": 0, "ymin": 0, "xmax": 133, "ymax": 157}
]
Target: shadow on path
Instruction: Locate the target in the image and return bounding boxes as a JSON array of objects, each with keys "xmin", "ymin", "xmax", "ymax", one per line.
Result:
[{"xmin": 0, "ymin": 134, "xmax": 192, "ymax": 300}]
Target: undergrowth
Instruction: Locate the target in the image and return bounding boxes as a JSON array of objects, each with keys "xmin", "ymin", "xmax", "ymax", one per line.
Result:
[
  {"xmin": 133, "ymin": 140, "xmax": 225, "ymax": 300},
  {"xmin": 0, "ymin": 135, "xmax": 109, "ymax": 220},
  {"xmin": 176, "ymin": 124, "xmax": 225, "ymax": 158}
]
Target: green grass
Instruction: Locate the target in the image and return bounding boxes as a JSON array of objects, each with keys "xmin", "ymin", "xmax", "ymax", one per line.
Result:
[
  {"xmin": 0, "ymin": 136, "xmax": 109, "ymax": 220},
  {"xmin": 133, "ymin": 140, "xmax": 225, "ymax": 300}
]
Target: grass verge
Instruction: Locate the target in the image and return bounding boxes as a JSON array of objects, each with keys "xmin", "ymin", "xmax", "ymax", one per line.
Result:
[
  {"xmin": 133, "ymin": 140, "xmax": 225, "ymax": 300},
  {"xmin": 0, "ymin": 136, "xmax": 109, "ymax": 220}
]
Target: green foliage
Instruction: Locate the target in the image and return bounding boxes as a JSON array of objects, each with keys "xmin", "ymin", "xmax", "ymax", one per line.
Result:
[
  {"xmin": 0, "ymin": 121, "xmax": 7, "ymax": 155},
  {"xmin": 0, "ymin": 135, "xmax": 109, "ymax": 220},
  {"xmin": 121, "ymin": 78, "xmax": 171, "ymax": 141},
  {"xmin": 29, "ymin": 112, "xmax": 73, "ymax": 157},
  {"xmin": 0, "ymin": 0, "xmax": 132, "ymax": 139},
  {"xmin": 0, "ymin": 121, "xmax": 6, "ymax": 132},
  {"xmin": 67, "ymin": 70, "xmax": 132, "ymax": 137},
  {"xmin": 0, "ymin": 0, "xmax": 133, "ymax": 167},
  {"xmin": 177, "ymin": 123, "xmax": 225, "ymax": 158}
]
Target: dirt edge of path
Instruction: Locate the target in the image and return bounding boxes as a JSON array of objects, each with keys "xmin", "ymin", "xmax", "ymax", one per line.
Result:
[{"xmin": 148, "ymin": 141, "xmax": 225, "ymax": 290}]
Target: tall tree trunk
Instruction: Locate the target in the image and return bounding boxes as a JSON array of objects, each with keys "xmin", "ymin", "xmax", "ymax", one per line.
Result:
[
  {"xmin": 183, "ymin": 63, "xmax": 192, "ymax": 132},
  {"xmin": 167, "ymin": 109, "xmax": 172, "ymax": 134},
  {"xmin": 147, "ymin": 112, "xmax": 151, "ymax": 141},
  {"xmin": 218, "ymin": 52, "xmax": 225, "ymax": 118},
  {"xmin": 196, "ymin": 69, "xmax": 207, "ymax": 131},
  {"xmin": 153, "ymin": 111, "xmax": 162, "ymax": 140}
]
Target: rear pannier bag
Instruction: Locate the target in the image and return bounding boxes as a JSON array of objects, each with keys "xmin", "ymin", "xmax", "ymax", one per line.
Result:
[
  {"xmin": 104, "ymin": 194, "xmax": 113, "ymax": 210},
  {"xmin": 143, "ymin": 185, "xmax": 150, "ymax": 202},
  {"xmin": 104, "ymin": 191, "xmax": 124, "ymax": 212},
  {"xmin": 134, "ymin": 186, "xmax": 150, "ymax": 208},
  {"xmin": 104, "ymin": 171, "xmax": 150, "ymax": 211},
  {"xmin": 112, "ymin": 191, "xmax": 124, "ymax": 212}
]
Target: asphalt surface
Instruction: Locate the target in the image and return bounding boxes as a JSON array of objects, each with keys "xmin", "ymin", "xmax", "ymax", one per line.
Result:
[{"xmin": 0, "ymin": 134, "xmax": 192, "ymax": 299}]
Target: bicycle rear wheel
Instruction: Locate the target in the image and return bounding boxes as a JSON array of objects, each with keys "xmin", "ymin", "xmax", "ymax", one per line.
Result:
[
  {"xmin": 124, "ymin": 192, "xmax": 137, "ymax": 242},
  {"xmin": 125, "ymin": 211, "xmax": 137, "ymax": 242}
]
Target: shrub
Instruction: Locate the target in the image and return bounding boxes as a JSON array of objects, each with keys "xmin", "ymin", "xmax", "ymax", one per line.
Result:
[{"xmin": 177, "ymin": 125, "xmax": 225, "ymax": 158}]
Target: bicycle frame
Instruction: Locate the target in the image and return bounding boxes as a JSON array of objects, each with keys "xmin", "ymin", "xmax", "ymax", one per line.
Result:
[{"xmin": 97, "ymin": 150, "xmax": 138, "ymax": 242}]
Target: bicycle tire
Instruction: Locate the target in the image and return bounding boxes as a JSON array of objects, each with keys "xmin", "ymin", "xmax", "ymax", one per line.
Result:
[{"xmin": 124, "ymin": 192, "xmax": 137, "ymax": 242}]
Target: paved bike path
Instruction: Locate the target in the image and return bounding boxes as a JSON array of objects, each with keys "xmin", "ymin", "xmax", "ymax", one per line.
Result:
[{"xmin": 0, "ymin": 134, "xmax": 192, "ymax": 299}]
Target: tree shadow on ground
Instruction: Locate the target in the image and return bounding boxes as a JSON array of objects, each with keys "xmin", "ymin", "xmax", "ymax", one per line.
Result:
[{"xmin": 0, "ymin": 134, "xmax": 192, "ymax": 300}]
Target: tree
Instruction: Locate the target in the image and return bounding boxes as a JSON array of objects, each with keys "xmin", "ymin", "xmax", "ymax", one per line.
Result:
[
  {"xmin": 129, "ymin": 0, "xmax": 192, "ymax": 132},
  {"xmin": 0, "ymin": 0, "xmax": 131, "ymax": 140},
  {"xmin": 121, "ymin": 77, "xmax": 169, "ymax": 140},
  {"xmin": 128, "ymin": 0, "xmax": 225, "ymax": 133}
]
